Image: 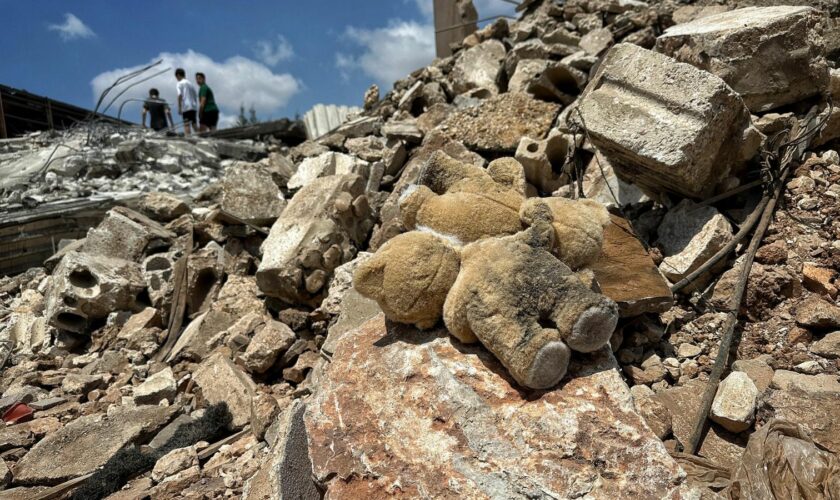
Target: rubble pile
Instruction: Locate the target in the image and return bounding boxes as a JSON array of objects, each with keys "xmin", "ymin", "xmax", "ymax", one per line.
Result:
[{"xmin": 2, "ymin": 0, "xmax": 840, "ymax": 498}]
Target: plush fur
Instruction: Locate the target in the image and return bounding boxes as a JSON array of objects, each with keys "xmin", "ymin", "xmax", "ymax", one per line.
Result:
[
  {"xmin": 443, "ymin": 217, "xmax": 618, "ymax": 389},
  {"xmin": 354, "ymin": 231, "xmax": 460, "ymax": 330},
  {"xmin": 521, "ymin": 196, "xmax": 610, "ymax": 269}
]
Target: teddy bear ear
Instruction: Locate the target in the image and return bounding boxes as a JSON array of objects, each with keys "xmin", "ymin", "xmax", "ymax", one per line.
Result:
[
  {"xmin": 398, "ymin": 184, "xmax": 434, "ymax": 229},
  {"xmin": 352, "ymin": 257, "xmax": 385, "ymax": 300},
  {"xmin": 487, "ymin": 157, "xmax": 528, "ymax": 195}
]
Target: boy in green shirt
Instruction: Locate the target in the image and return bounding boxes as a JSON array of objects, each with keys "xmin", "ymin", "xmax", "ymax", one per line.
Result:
[{"xmin": 195, "ymin": 72, "xmax": 219, "ymax": 132}]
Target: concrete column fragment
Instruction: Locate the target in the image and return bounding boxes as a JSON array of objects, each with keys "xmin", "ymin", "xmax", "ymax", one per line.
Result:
[
  {"xmin": 257, "ymin": 174, "xmax": 373, "ymax": 305},
  {"xmin": 577, "ymin": 43, "xmax": 762, "ymax": 199},
  {"xmin": 657, "ymin": 6, "xmax": 829, "ymax": 113}
]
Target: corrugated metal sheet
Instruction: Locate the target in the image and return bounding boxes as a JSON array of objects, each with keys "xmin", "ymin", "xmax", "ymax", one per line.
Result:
[{"xmin": 303, "ymin": 104, "xmax": 361, "ymax": 139}]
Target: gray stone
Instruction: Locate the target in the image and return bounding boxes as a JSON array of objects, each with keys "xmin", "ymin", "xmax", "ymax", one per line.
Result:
[
  {"xmin": 764, "ymin": 385, "xmax": 840, "ymax": 453},
  {"xmin": 44, "ymin": 251, "xmax": 146, "ymax": 333},
  {"xmin": 579, "ymin": 27, "xmax": 614, "ymax": 56},
  {"xmin": 82, "ymin": 207, "xmax": 174, "ymax": 262},
  {"xmin": 152, "ymin": 445, "xmax": 198, "ymax": 483},
  {"xmin": 221, "ymin": 161, "xmax": 286, "ymax": 225},
  {"xmin": 710, "ymin": 372, "xmax": 758, "ymax": 433},
  {"xmin": 138, "ymin": 192, "xmax": 190, "ymax": 223},
  {"xmin": 305, "ymin": 315, "xmax": 684, "ymax": 498},
  {"xmin": 149, "ymin": 414, "xmax": 195, "ymax": 449},
  {"xmin": 771, "ymin": 370, "xmax": 840, "ymax": 395},
  {"xmin": 28, "ymin": 397, "xmax": 66, "ymax": 411},
  {"xmin": 732, "ymin": 357, "xmax": 774, "ymax": 393},
  {"xmin": 657, "ymin": 6, "xmax": 829, "ymax": 112},
  {"xmin": 577, "ymin": 43, "xmax": 762, "ymax": 199},
  {"xmin": 257, "ymin": 174, "xmax": 373, "ymax": 305},
  {"xmin": 134, "ymin": 367, "xmax": 177, "ymax": 405},
  {"xmin": 61, "ymin": 373, "xmax": 105, "ymax": 395},
  {"xmin": 240, "ymin": 320, "xmax": 296, "ymax": 374},
  {"xmin": 811, "ymin": 331, "xmax": 840, "ymax": 358},
  {"xmin": 333, "ymin": 116, "xmax": 381, "ymax": 139},
  {"xmin": 657, "ymin": 200, "xmax": 733, "ymax": 284},
  {"xmin": 381, "ymin": 121, "xmax": 423, "ymax": 145},
  {"xmin": 193, "ymin": 352, "xmax": 256, "ymax": 429},
  {"xmin": 677, "ymin": 343, "xmax": 702, "ymax": 359},
  {"xmin": 12, "ymin": 405, "xmax": 177, "ymax": 485},
  {"xmin": 582, "ymin": 152, "xmax": 647, "ymax": 208},
  {"xmin": 287, "ymin": 152, "xmax": 368, "ymax": 191},
  {"xmin": 0, "ymin": 459, "xmax": 11, "ymax": 487},
  {"xmin": 450, "ymin": 39, "xmax": 506, "ymax": 95}
]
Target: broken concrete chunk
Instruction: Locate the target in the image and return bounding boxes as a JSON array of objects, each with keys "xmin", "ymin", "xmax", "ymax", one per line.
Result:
[
  {"xmin": 134, "ymin": 367, "xmax": 177, "ymax": 405},
  {"xmin": 514, "ymin": 130, "xmax": 571, "ymax": 193},
  {"xmin": 381, "ymin": 121, "xmax": 423, "ymax": 145},
  {"xmin": 657, "ymin": 200, "xmax": 733, "ymax": 284},
  {"xmin": 152, "ymin": 445, "xmax": 198, "ymax": 483},
  {"xmin": 577, "ymin": 43, "xmax": 762, "ymax": 199},
  {"xmin": 193, "ymin": 353, "xmax": 256, "ymax": 429},
  {"xmin": 257, "ymin": 174, "xmax": 373, "ymax": 305},
  {"xmin": 439, "ymin": 92, "xmax": 560, "ymax": 153},
  {"xmin": 221, "ymin": 161, "xmax": 287, "ymax": 225},
  {"xmin": 287, "ymin": 152, "xmax": 368, "ymax": 190},
  {"xmin": 44, "ymin": 251, "xmax": 146, "ymax": 333},
  {"xmin": 579, "ymin": 27, "xmax": 614, "ymax": 56},
  {"xmin": 582, "ymin": 152, "xmax": 648, "ymax": 208},
  {"xmin": 61, "ymin": 373, "xmax": 104, "ymax": 395},
  {"xmin": 508, "ymin": 60, "xmax": 587, "ymax": 104},
  {"xmin": 710, "ymin": 372, "xmax": 758, "ymax": 433},
  {"xmin": 305, "ymin": 315, "xmax": 684, "ymax": 498},
  {"xmin": 138, "ymin": 192, "xmax": 190, "ymax": 223},
  {"xmin": 450, "ymin": 39, "xmax": 506, "ymax": 96},
  {"xmin": 657, "ymin": 6, "xmax": 829, "ymax": 112},
  {"xmin": 240, "ymin": 320, "xmax": 296, "ymax": 374},
  {"xmin": 795, "ymin": 295, "xmax": 840, "ymax": 330},
  {"xmin": 811, "ymin": 331, "xmax": 840, "ymax": 359},
  {"xmin": 12, "ymin": 405, "xmax": 177, "ymax": 485},
  {"xmin": 83, "ymin": 207, "xmax": 174, "ymax": 262},
  {"xmin": 770, "ymin": 369, "xmax": 840, "ymax": 395}
]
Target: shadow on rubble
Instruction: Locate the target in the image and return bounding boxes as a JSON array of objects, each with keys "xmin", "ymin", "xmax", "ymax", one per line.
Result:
[
  {"xmin": 372, "ymin": 318, "xmax": 611, "ymax": 399},
  {"xmin": 70, "ymin": 403, "xmax": 233, "ymax": 500}
]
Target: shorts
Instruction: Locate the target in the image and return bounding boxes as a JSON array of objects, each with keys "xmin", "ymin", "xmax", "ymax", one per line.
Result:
[
  {"xmin": 182, "ymin": 110, "xmax": 197, "ymax": 126},
  {"xmin": 200, "ymin": 110, "xmax": 219, "ymax": 128}
]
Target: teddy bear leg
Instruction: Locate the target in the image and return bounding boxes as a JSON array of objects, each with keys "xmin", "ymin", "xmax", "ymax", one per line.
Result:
[
  {"xmin": 467, "ymin": 310, "xmax": 571, "ymax": 389},
  {"xmin": 549, "ymin": 291, "xmax": 618, "ymax": 353}
]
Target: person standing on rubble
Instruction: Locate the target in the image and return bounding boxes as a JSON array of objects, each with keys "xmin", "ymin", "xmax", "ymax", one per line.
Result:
[
  {"xmin": 195, "ymin": 72, "xmax": 219, "ymax": 132},
  {"xmin": 141, "ymin": 88, "xmax": 174, "ymax": 132},
  {"xmin": 174, "ymin": 68, "xmax": 199, "ymax": 136}
]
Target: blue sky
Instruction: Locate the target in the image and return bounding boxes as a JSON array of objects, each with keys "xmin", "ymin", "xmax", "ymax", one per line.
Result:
[{"xmin": 0, "ymin": 0, "xmax": 516, "ymax": 126}]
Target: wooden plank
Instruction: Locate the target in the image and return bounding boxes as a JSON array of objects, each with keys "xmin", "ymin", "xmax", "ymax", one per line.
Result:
[{"xmin": 154, "ymin": 229, "xmax": 194, "ymax": 362}]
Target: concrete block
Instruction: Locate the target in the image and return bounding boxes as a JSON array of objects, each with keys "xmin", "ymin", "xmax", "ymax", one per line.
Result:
[
  {"xmin": 221, "ymin": 161, "xmax": 286, "ymax": 225},
  {"xmin": 577, "ymin": 43, "xmax": 762, "ymax": 199},
  {"xmin": 514, "ymin": 130, "xmax": 571, "ymax": 193},
  {"xmin": 657, "ymin": 6, "xmax": 829, "ymax": 112}
]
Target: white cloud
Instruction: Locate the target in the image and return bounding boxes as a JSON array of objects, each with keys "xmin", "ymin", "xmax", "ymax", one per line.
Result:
[
  {"xmin": 335, "ymin": 20, "xmax": 435, "ymax": 87},
  {"xmin": 254, "ymin": 35, "xmax": 294, "ymax": 66},
  {"xmin": 48, "ymin": 13, "xmax": 95, "ymax": 41},
  {"xmin": 91, "ymin": 50, "xmax": 301, "ymax": 126}
]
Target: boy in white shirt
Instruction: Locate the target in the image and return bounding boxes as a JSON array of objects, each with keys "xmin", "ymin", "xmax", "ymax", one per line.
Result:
[{"xmin": 174, "ymin": 68, "xmax": 198, "ymax": 136}]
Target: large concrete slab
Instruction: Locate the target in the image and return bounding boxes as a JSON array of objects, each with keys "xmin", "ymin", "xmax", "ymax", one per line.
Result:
[{"xmin": 657, "ymin": 6, "xmax": 829, "ymax": 112}]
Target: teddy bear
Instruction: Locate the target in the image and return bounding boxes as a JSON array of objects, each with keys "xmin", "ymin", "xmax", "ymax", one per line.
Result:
[
  {"xmin": 397, "ymin": 151, "xmax": 610, "ymax": 270},
  {"xmin": 354, "ymin": 196, "xmax": 619, "ymax": 389}
]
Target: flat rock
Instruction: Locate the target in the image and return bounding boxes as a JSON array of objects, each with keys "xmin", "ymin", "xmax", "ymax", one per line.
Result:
[
  {"xmin": 770, "ymin": 369, "xmax": 840, "ymax": 395},
  {"xmin": 138, "ymin": 192, "xmax": 190, "ymax": 222},
  {"xmin": 657, "ymin": 6, "xmax": 829, "ymax": 112},
  {"xmin": 591, "ymin": 215, "xmax": 673, "ymax": 316},
  {"xmin": 305, "ymin": 315, "xmax": 685, "ymax": 498},
  {"xmin": 12, "ymin": 405, "xmax": 177, "ymax": 485},
  {"xmin": 657, "ymin": 200, "xmax": 733, "ymax": 284},
  {"xmin": 221, "ymin": 161, "xmax": 286, "ymax": 225},
  {"xmin": 438, "ymin": 92, "xmax": 559, "ymax": 153},
  {"xmin": 811, "ymin": 331, "xmax": 840, "ymax": 358},
  {"xmin": 240, "ymin": 320, "xmax": 296, "ymax": 374},
  {"xmin": 710, "ymin": 372, "xmax": 758, "ymax": 433},
  {"xmin": 450, "ymin": 39, "xmax": 506, "ymax": 95},
  {"xmin": 133, "ymin": 367, "xmax": 177, "ymax": 405},
  {"xmin": 193, "ymin": 352, "xmax": 256, "ymax": 429},
  {"xmin": 731, "ymin": 356, "xmax": 774, "ymax": 393},
  {"xmin": 795, "ymin": 295, "xmax": 840, "ymax": 330}
]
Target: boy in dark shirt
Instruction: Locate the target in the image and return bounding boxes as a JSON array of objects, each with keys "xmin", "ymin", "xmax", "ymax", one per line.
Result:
[
  {"xmin": 195, "ymin": 73, "xmax": 219, "ymax": 132},
  {"xmin": 141, "ymin": 88, "xmax": 173, "ymax": 132}
]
